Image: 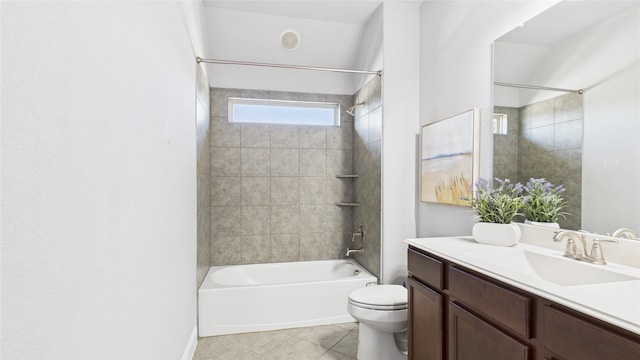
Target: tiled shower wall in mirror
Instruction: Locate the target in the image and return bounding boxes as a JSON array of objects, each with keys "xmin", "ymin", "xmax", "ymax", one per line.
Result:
[
  {"xmin": 494, "ymin": 92, "xmax": 582, "ymax": 230},
  {"xmin": 209, "ymin": 88, "xmax": 355, "ymax": 265}
]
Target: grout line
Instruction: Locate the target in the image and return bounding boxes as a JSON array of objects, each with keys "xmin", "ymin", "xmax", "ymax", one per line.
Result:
[{"xmin": 328, "ymin": 328, "xmax": 358, "ymax": 358}]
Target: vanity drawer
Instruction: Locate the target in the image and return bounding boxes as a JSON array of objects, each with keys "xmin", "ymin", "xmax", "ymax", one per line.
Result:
[
  {"xmin": 544, "ymin": 306, "xmax": 640, "ymax": 360},
  {"xmin": 449, "ymin": 266, "xmax": 531, "ymax": 338},
  {"xmin": 408, "ymin": 248, "xmax": 443, "ymax": 290}
]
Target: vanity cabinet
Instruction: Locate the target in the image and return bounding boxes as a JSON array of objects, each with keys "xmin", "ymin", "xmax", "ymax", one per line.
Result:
[
  {"xmin": 448, "ymin": 302, "xmax": 529, "ymax": 360},
  {"xmin": 408, "ymin": 246, "xmax": 640, "ymax": 360},
  {"xmin": 408, "ymin": 277, "xmax": 443, "ymax": 359},
  {"xmin": 543, "ymin": 306, "xmax": 640, "ymax": 359}
]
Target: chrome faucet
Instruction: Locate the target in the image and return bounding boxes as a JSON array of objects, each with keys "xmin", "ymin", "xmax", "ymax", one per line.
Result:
[
  {"xmin": 589, "ymin": 237, "xmax": 619, "ymax": 265},
  {"xmin": 346, "ymin": 247, "xmax": 364, "ymax": 257},
  {"xmin": 612, "ymin": 228, "xmax": 637, "ymax": 239},
  {"xmin": 553, "ymin": 230, "xmax": 618, "ymax": 265},
  {"xmin": 553, "ymin": 230, "xmax": 588, "ymax": 259},
  {"xmin": 352, "ymin": 225, "xmax": 366, "ymax": 243},
  {"xmin": 346, "ymin": 226, "xmax": 366, "ymax": 256}
]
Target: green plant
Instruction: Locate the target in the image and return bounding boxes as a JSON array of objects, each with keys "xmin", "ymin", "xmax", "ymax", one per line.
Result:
[
  {"xmin": 469, "ymin": 178, "xmax": 524, "ymax": 224},
  {"xmin": 521, "ymin": 178, "xmax": 570, "ymax": 223}
]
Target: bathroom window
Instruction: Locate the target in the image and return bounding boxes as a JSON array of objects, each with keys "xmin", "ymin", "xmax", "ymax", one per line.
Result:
[
  {"xmin": 493, "ymin": 113, "xmax": 508, "ymax": 135},
  {"xmin": 228, "ymin": 98, "xmax": 340, "ymax": 126}
]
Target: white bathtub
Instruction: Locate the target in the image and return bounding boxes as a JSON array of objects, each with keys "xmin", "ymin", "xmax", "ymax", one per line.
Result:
[{"xmin": 198, "ymin": 259, "xmax": 377, "ymax": 337}]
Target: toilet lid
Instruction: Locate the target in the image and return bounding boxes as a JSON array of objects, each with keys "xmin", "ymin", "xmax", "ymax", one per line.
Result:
[{"xmin": 349, "ymin": 285, "xmax": 407, "ymax": 310}]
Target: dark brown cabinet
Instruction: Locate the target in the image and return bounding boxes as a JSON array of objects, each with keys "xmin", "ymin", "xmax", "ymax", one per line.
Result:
[
  {"xmin": 408, "ymin": 246, "xmax": 640, "ymax": 360},
  {"xmin": 408, "ymin": 277, "xmax": 443, "ymax": 360},
  {"xmin": 543, "ymin": 306, "xmax": 640, "ymax": 360},
  {"xmin": 449, "ymin": 302, "xmax": 530, "ymax": 360}
]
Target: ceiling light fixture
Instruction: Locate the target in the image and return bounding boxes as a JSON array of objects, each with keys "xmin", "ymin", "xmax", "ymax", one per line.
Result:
[{"xmin": 280, "ymin": 30, "xmax": 300, "ymax": 50}]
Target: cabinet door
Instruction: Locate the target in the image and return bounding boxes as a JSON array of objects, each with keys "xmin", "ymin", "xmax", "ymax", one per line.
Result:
[
  {"xmin": 449, "ymin": 302, "xmax": 530, "ymax": 360},
  {"xmin": 544, "ymin": 306, "xmax": 640, "ymax": 360},
  {"xmin": 408, "ymin": 278, "xmax": 443, "ymax": 360}
]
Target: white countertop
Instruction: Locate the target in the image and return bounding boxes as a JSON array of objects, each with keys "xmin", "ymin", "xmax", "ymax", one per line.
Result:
[{"xmin": 405, "ymin": 236, "xmax": 640, "ymax": 335}]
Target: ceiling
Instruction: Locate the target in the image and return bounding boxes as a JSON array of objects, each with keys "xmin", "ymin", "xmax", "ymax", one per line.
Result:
[
  {"xmin": 497, "ymin": 0, "xmax": 639, "ymax": 47},
  {"xmin": 201, "ymin": 0, "xmax": 390, "ymax": 93},
  {"xmin": 494, "ymin": 0, "xmax": 639, "ymax": 106},
  {"xmin": 203, "ymin": 0, "xmax": 383, "ymax": 25}
]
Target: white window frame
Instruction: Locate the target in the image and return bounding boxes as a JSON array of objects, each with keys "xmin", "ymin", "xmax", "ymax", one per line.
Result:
[
  {"xmin": 493, "ymin": 113, "xmax": 508, "ymax": 135},
  {"xmin": 228, "ymin": 97, "xmax": 340, "ymax": 127}
]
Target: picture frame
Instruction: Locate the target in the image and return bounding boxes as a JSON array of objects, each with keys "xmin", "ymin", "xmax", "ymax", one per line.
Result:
[{"xmin": 420, "ymin": 108, "xmax": 480, "ymax": 206}]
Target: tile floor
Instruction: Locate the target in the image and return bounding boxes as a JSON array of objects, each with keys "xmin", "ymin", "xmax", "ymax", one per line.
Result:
[{"xmin": 194, "ymin": 322, "xmax": 359, "ymax": 360}]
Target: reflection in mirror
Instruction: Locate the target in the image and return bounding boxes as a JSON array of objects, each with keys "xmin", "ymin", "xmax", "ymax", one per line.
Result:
[
  {"xmin": 492, "ymin": 1, "xmax": 640, "ymax": 235},
  {"xmin": 493, "ymin": 91, "xmax": 583, "ymax": 230},
  {"xmin": 612, "ymin": 228, "xmax": 638, "ymax": 240}
]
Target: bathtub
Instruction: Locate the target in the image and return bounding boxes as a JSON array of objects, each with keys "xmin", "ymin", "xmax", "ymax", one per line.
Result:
[{"xmin": 198, "ymin": 259, "xmax": 377, "ymax": 337}]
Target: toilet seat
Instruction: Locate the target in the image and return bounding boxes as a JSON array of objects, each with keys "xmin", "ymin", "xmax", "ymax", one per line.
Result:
[{"xmin": 348, "ymin": 285, "xmax": 407, "ymax": 311}]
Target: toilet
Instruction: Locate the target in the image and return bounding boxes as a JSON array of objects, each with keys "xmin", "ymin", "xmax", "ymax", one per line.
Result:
[{"xmin": 347, "ymin": 285, "xmax": 408, "ymax": 360}]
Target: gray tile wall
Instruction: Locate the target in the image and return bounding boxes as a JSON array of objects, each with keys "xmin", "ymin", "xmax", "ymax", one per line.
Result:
[
  {"xmin": 493, "ymin": 106, "xmax": 519, "ymax": 182},
  {"xmin": 210, "ymin": 88, "xmax": 355, "ymax": 265},
  {"xmin": 351, "ymin": 77, "xmax": 382, "ymax": 279},
  {"xmin": 196, "ymin": 64, "xmax": 212, "ymax": 288},
  {"xmin": 518, "ymin": 93, "xmax": 582, "ymax": 230}
]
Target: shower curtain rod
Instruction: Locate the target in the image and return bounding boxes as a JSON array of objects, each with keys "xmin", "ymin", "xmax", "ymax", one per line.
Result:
[
  {"xmin": 495, "ymin": 82, "xmax": 583, "ymax": 94},
  {"xmin": 196, "ymin": 57, "xmax": 382, "ymax": 76}
]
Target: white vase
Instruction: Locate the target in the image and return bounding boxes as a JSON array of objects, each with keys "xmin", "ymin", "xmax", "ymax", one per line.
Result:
[
  {"xmin": 472, "ymin": 222, "xmax": 521, "ymax": 247},
  {"xmin": 524, "ymin": 220, "xmax": 560, "ymax": 228}
]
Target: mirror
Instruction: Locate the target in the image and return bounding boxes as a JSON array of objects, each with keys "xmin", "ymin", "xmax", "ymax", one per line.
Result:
[{"xmin": 492, "ymin": 1, "xmax": 639, "ymax": 235}]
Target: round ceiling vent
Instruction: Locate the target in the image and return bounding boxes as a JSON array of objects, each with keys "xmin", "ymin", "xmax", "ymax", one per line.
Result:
[{"xmin": 280, "ymin": 30, "xmax": 300, "ymax": 50}]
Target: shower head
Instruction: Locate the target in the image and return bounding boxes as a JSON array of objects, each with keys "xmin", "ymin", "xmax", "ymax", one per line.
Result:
[{"xmin": 346, "ymin": 102, "xmax": 365, "ymax": 117}]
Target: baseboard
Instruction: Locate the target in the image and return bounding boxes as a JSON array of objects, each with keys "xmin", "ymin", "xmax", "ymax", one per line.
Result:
[{"xmin": 181, "ymin": 325, "xmax": 198, "ymax": 360}]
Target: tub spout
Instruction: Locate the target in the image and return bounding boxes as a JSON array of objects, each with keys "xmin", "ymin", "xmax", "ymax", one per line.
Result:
[{"xmin": 346, "ymin": 247, "xmax": 364, "ymax": 257}]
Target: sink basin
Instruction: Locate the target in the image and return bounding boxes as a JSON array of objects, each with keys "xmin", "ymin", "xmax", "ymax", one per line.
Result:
[
  {"xmin": 463, "ymin": 246, "xmax": 640, "ymax": 286},
  {"xmin": 523, "ymin": 251, "xmax": 638, "ymax": 286}
]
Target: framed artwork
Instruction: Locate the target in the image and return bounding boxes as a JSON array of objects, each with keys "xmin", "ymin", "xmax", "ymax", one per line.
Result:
[{"xmin": 420, "ymin": 109, "xmax": 480, "ymax": 206}]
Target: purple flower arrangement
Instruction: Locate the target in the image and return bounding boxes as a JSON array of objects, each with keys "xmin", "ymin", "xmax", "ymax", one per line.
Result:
[
  {"xmin": 469, "ymin": 178, "xmax": 524, "ymax": 224},
  {"xmin": 470, "ymin": 177, "xmax": 569, "ymax": 224},
  {"xmin": 521, "ymin": 178, "xmax": 569, "ymax": 223}
]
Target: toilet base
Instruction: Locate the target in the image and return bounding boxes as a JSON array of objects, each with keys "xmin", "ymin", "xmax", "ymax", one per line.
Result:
[{"xmin": 357, "ymin": 322, "xmax": 407, "ymax": 360}]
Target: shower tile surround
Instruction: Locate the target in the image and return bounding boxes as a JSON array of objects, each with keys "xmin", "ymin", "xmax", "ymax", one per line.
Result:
[
  {"xmin": 196, "ymin": 64, "xmax": 212, "ymax": 288},
  {"xmin": 493, "ymin": 106, "xmax": 519, "ymax": 182},
  {"xmin": 351, "ymin": 77, "xmax": 382, "ymax": 279},
  {"xmin": 494, "ymin": 92, "xmax": 582, "ymax": 230},
  {"xmin": 209, "ymin": 88, "xmax": 357, "ymax": 265}
]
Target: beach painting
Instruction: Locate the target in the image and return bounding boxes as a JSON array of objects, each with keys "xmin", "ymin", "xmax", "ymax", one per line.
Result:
[{"xmin": 420, "ymin": 109, "xmax": 479, "ymax": 205}]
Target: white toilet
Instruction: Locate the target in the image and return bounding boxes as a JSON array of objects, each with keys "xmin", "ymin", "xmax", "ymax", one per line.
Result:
[{"xmin": 347, "ymin": 285, "xmax": 408, "ymax": 360}]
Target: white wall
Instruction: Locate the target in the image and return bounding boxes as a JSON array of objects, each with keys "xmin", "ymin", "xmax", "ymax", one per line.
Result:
[
  {"xmin": 182, "ymin": 0, "xmax": 211, "ymax": 61},
  {"xmin": 353, "ymin": 4, "xmax": 384, "ymax": 92},
  {"xmin": 583, "ymin": 62, "xmax": 640, "ymax": 234},
  {"xmin": 417, "ymin": 1, "xmax": 558, "ymax": 237},
  {"xmin": 1, "ymin": 1, "xmax": 199, "ymax": 358},
  {"xmin": 580, "ymin": 7, "xmax": 640, "ymax": 234},
  {"xmin": 493, "ymin": 41, "xmax": 550, "ymax": 107},
  {"xmin": 380, "ymin": 1, "xmax": 420, "ymax": 284}
]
